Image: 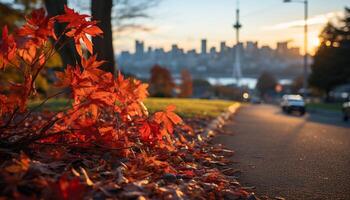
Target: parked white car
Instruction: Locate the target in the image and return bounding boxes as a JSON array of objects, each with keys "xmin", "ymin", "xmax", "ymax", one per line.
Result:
[{"xmin": 281, "ymin": 95, "xmax": 306, "ymax": 115}]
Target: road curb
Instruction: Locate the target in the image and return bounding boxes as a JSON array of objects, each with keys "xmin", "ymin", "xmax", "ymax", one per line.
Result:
[{"xmin": 199, "ymin": 102, "xmax": 241, "ymax": 140}]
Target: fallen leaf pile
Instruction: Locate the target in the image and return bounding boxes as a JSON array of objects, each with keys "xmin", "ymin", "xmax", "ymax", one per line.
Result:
[{"xmin": 0, "ymin": 116, "xmax": 250, "ymax": 199}]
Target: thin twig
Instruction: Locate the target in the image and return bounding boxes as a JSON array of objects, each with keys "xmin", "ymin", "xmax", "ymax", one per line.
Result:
[{"xmin": 14, "ymin": 90, "xmax": 68, "ymax": 127}]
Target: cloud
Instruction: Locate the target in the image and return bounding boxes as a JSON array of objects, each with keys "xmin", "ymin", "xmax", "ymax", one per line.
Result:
[{"xmin": 262, "ymin": 11, "xmax": 343, "ymax": 30}]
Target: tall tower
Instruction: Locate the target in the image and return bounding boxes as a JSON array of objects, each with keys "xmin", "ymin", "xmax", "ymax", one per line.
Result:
[
  {"xmin": 233, "ymin": 0, "xmax": 242, "ymax": 85},
  {"xmin": 201, "ymin": 39, "xmax": 207, "ymax": 55}
]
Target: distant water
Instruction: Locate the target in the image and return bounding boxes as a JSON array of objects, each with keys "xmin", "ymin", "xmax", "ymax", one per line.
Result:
[
  {"xmin": 207, "ymin": 77, "xmax": 292, "ymax": 89},
  {"xmin": 135, "ymin": 72, "xmax": 291, "ymax": 89}
]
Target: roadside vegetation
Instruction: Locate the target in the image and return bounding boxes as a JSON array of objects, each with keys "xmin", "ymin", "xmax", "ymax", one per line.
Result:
[{"xmin": 307, "ymin": 102, "xmax": 343, "ymax": 112}]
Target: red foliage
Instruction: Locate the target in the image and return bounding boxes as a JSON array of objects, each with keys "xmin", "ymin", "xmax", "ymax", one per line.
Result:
[
  {"xmin": 50, "ymin": 175, "xmax": 86, "ymax": 200},
  {"xmin": 179, "ymin": 69, "xmax": 193, "ymax": 98},
  {"xmin": 56, "ymin": 5, "xmax": 102, "ymax": 56},
  {"xmin": 0, "ymin": 26, "xmax": 16, "ymax": 69},
  {"xmin": 0, "ymin": 6, "xmax": 250, "ymax": 200},
  {"xmin": 17, "ymin": 8, "xmax": 57, "ymax": 46},
  {"xmin": 0, "ymin": 5, "xmax": 184, "ymax": 154},
  {"xmin": 149, "ymin": 65, "xmax": 175, "ymax": 97}
]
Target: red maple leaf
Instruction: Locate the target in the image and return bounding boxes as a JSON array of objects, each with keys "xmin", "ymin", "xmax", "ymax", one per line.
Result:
[
  {"xmin": 81, "ymin": 55, "xmax": 105, "ymax": 81},
  {"xmin": 17, "ymin": 40, "xmax": 36, "ymax": 64},
  {"xmin": 154, "ymin": 105, "xmax": 183, "ymax": 135},
  {"xmin": 56, "ymin": 5, "xmax": 103, "ymax": 56},
  {"xmin": 55, "ymin": 5, "xmax": 90, "ymax": 29},
  {"xmin": 7, "ymin": 74, "xmax": 33, "ymax": 112},
  {"xmin": 55, "ymin": 64, "xmax": 83, "ymax": 89},
  {"xmin": 17, "ymin": 8, "xmax": 57, "ymax": 45},
  {"xmin": 0, "ymin": 26, "xmax": 17, "ymax": 69},
  {"xmin": 49, "ymin": 175, "xmax": 86, "ymax": 200}
]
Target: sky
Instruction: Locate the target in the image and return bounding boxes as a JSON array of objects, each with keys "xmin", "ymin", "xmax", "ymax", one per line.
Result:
[{"xmin": 113, "ymin": 0, "xmax": 349, "ymax": 55}]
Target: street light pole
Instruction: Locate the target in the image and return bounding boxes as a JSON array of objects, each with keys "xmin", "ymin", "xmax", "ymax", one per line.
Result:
[
  {"xmin": 283, "ymin": 0, "xmax": 308, "ymax": 97},
  {"xmin": 303, "ymin": 0, "xmax": 308, "ymax": 97}
]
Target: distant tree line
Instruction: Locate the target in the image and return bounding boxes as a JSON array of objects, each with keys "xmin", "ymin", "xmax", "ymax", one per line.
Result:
[{"xmin": 149, "ymin": 65, "xmax": 193, "ymax": 98}]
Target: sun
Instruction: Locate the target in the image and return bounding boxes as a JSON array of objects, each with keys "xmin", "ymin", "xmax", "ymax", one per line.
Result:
[
  {"xmin": 309, "ymin": 37, "xmax": 320, "ymax": 54},
  {"xmin": 311, "ymin": 37, "xmax": 320, "ymax": 48}
]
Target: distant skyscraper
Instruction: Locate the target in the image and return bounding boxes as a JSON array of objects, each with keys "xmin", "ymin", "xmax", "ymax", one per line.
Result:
[
  {"xmin": 210, "ymin": 47, "xmax": 216, "ymax": 56},
  {"xmin": 171, "ymin": 44, "xmax": 179, "ymax": 58},
  {"xmin": 135, "ymin": 40, "xmax": 144, "ymax": 59},
  {"xmin": 201, "ymin": 39, "xmax": 207, "ymax": 54},
  {"xmin": 246, "ymin": 41, "xmax": 258, "ymax": 53},
  {"xmin": 220, "ymin": 41, "xmax": 226, "ymax": 54},
  {"xmin": 276, "ymin": 41, "xmax": 288, "ymax": 54}
]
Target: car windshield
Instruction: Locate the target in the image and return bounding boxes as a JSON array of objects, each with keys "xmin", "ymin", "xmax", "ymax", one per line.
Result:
[
  {"xmin": 284, "ymin": 95, "xmax": 303, "ymax": 101},
  {"xmin": 288, "ymin": 99, "xmax": 304, "ymax": 103}
]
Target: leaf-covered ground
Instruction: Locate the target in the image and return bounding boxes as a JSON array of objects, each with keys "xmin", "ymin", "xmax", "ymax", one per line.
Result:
[{"xmin": 0, "ymin": 114, "xmax": 254, "ymax": 200}]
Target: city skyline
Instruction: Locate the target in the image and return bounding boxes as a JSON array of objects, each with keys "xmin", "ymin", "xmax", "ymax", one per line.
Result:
[
  {"xmin": 113, "ymin": 0, "xmax": 349, "ymax": 55},
  {"xmin": 120, "ymin": 38, "xmax": 301, "ymax": 55},
  {"xmin": 118, "ymin": 38, "xmax": 303, "ymax": 80}
]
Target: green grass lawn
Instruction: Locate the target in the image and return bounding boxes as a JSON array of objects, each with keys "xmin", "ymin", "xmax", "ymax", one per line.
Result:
[
  {"xmin": 30, "ymin": 98, "xmax": 238, "ymax": 118},
  {"xmin": 307, "ymin": 102, "xmax": 342, "ymax": 112},
  {"xmin": 29, "ymin": 98, "xmax": 72, "ymax": 112},
  {"xmin": 144, "ymin": 98, "xmax": 237, "ymax": 117}
]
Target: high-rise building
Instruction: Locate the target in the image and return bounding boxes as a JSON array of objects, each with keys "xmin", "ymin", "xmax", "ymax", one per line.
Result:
[
  {"xmin": 276, "ymin": 42, "xmax": 288, "ymax": 55},
  {"xmin": 210, "ymin": 47, "xmax": 216, "ymax": 56},
  {"xmin": 246, "ymin": 41, "xmax": 258, "ymax": 53},
  {"xmin": 220, "ymin": 41, "xmax": 226, "ymax": 54},
  {"xmin": 171, "ymin": 44, "xmax": 179, "ymax": 58},
  {"xmin": 135, "ymin": 40, "xmax": 144, "ymax": 59},
  {"xmin": 201, "ymin": 39, "xmax": 207, "ymax": 54}
]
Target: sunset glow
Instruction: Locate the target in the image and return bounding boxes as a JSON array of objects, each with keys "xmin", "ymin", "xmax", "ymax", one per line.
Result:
[{"xmin": 114, "ymin": 0, "xmax": 348, "ymax": 54}]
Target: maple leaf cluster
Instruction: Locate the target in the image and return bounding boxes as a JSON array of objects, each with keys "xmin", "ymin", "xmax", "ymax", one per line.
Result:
[{"xmin": 0, "ymin": 5, "xmax": 184, "ymax": 154}]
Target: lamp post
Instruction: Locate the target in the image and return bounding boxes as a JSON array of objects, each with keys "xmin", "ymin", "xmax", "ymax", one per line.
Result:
[{"xmin": 283, "ymin": 0, "xmax": 308, "ymax": 97}]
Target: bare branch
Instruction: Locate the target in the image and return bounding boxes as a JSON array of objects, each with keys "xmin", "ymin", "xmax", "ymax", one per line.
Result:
[{"xmin": 112, "ymin": 0, "xmax": 160, "ymax": 33}]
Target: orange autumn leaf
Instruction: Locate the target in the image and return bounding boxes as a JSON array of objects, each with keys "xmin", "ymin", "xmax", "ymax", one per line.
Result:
[
  {"xmin": 0, "ymin": 26, "xmax": 17, "ymax": 69},
  {"xmin": 5, "ymin": 153, "xmax": 31, "ymax": 173},
  {"xmin": 17, "ymin": 40, "xmax": 37, "ymax": 64},
  {"xmin": 165, "ymin": 105, "xmax": 183, "ymax": 124},
  {"xmin": 139, "ymin": 120, "xmax": 151, "ymax": 141},
  {"xmin": 17, "ymin": 8, "xmax": 57, "ymax": 45},
  {"xmin": 154, "ymin": 105, "xmax": 183, "ymax": 135},
  {"xmin": 55, "ymin": 65, "xmax": 78, "ymax": 88},
  {"xmin": 50, "ymin": 175, "xmax": 86, "ymax": 200},
  {"xmin": 81, "ymin": 55, "xmax": 105, "ymax": 81},
  {"xmin": 56, "ymin": 5, "xmax": 103, "ymax": 56},
  {"xmin": 55, "ymin": 5, "xmax": 89, "ymax": 28}
]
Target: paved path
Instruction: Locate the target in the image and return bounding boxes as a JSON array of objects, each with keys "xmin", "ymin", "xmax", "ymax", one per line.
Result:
[{"xmin": 213, "ymin": 104, "xmax": 350, "ymax": 200}]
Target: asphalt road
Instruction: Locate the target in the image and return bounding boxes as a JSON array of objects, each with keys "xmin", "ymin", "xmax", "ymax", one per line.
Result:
[{"xmin": 213, "ymin": 104, "xmax": 350, "ymax": 200}]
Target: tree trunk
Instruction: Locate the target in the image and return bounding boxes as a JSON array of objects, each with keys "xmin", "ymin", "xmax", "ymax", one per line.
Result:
[
  {"xmin": 91, "ymin": 0, "xmax": 115, "ymax": 74},
  {"xmin": 44, "ymin": 0, "xmax": 79, "ymax": 67}
]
